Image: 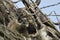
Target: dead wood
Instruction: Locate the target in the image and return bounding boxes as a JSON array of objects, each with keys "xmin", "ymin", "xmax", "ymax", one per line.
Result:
[{"xmin": 0, "ymin": 0, "xmax": 60, "ymax": 40}]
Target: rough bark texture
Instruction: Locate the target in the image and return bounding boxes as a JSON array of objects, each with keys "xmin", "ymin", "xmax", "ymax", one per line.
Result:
[{"xmin": 0, "ymin": 0, "xmax": 60, "ymax": 40}]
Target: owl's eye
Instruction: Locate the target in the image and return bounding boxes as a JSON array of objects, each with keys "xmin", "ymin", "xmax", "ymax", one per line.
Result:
[
  {"xmin": 17, "ymin": 25, "xmax": 27, "ymax": 33},
  {"xmin": 27, "ymin": 24, "xmax": 36, "ymax": 34},
  {"xmin": 0, "ymin": 32, "xmax": 4, "ymax": 37}
]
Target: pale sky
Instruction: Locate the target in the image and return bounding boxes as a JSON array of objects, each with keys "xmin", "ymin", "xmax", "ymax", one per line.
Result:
[{"xmin": 39, "ymin": 0, "xmax": 60, "ymax": 31}]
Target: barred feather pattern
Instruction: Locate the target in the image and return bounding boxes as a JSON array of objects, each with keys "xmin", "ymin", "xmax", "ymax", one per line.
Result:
[{"xmin": 0, "ymin": 0, "xmax": 60, "ymax": 40}]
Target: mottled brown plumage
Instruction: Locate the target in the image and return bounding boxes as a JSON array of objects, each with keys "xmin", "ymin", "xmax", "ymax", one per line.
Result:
[{"xmin": 0, "ymin": 0, "xmax": 60, "ymax": 40}]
